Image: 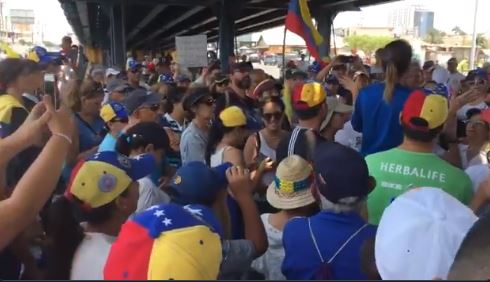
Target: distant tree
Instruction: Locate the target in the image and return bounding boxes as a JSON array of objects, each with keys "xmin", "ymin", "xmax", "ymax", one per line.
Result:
[
  {"xmin": 43, "ymin": 41, "xmax": 57, "ymax": 48},
  {"xmin": 344, "ymin": 35, "xmax": 393, "ymax": 57},
  {"xmin": 424, "ymin": 28, "xmax": 444, "ymax": 44},
  {"xmin": 476, "ymin": 33, "xmax": 488, "ymax": 49},
  {"xmin": 452, "ymin": 26, "xmax": 467, "ymax": 36}
]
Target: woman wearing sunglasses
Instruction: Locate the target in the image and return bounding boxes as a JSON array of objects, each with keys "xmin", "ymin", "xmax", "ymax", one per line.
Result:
[{"xmin": 244, "ymin": 96, "xmax": 288, "ymax": 213}]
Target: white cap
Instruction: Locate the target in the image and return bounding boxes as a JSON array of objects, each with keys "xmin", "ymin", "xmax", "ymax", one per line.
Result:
[
  {"xmin": 432, "ymin": 65, "xmax": 449, "ymax": 84},
  {"xmin": 105, "ymin": 67, "xmax": 120, "ymax": 78},
  {"xmin": 375, "ymin": 187, "xmax": 477, "ymax": 280}
]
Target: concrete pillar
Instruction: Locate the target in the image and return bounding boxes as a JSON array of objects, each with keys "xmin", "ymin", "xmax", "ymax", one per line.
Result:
[
  {"xmin": 313, "ymin": 8, "xmax": 337, "ymax": 58},
  {"xmin": 217, "ymin": 2, "xmax": 235, "ymax": 72},
  {"xmin": 109, "ymin": 4, "xmax": 126, "ymax": 68}
]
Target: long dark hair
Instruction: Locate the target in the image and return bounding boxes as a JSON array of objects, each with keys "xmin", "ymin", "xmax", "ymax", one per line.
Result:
[
  {"xmin": 163, "ymin": 86, "xmax": 186, "ymax": 114},
  {"xmin": 205, "ymin": 119, "xmax": 235, "ymax": 165},
  {"xmin": 116, "ymin": 122, "xmax": 169, "ymax": 156},
  {"xmin": 381, "ymin": 40, "xmax": 412, "ymax": 102},
  {"xmin": 44, "ymin": 190, "xmax": 128, "ymax": 279},
  {"xmin": 259, "ymin": 96, "xmax": 285, "ymax": 114},
  {"xmin": 0, "ymin": 58, "xmax": 41, "ymax": 93}
]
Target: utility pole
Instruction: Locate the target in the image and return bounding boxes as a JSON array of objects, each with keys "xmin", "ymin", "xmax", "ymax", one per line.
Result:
[{"xmin": 470, "ymin": 0, "xmax": 479, "ymax": 69}]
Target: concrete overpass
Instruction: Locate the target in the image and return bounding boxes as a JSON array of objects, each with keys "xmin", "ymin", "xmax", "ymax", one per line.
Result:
[{"xmin": 59, "ymin": 0, "xmax": 397, "ymax": 69}]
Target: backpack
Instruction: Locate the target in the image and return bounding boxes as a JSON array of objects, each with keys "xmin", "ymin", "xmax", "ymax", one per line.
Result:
[{"xmin": 308, "ymin": 218, "xmax": 368, "ymax": 280}]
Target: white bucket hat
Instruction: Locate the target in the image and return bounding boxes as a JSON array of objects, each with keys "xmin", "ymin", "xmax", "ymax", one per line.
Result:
[
  {"xmin": 266, "ymin": 155, "xmax": 317, "ymax": 210},
  {"xmin": 320, "ymin": 97, "xmax": 353, "ymax": 131},
  {"xmin": 375, "ymin": 187, "xmax": 477, "ymax": 280}
]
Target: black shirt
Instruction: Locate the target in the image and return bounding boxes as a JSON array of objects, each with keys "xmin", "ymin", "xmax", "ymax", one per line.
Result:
[{"xmin": 276, "ymin": 126, "xmax": 329, "ymax": 163}]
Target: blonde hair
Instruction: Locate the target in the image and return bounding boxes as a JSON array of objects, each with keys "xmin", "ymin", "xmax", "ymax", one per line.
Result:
[{"xmin": 383, "ymin": 62, "xmax": 397, "ymax": 103}]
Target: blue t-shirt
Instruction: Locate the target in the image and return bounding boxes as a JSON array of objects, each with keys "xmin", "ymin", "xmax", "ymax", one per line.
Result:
[
  {"xmin": 75, "ymin": 114, "xmax": 105, "ymax": 152},
  {"xmin": 351, "ymin": 82, "xmax": 413, "ymax": 156},
  {"xmin": 98, "ymin": 133, "xmax": 118, "ymax": 152},
  {"xmin": 282, "ymin": 211, "xmax": 376, "ymax": 280}
]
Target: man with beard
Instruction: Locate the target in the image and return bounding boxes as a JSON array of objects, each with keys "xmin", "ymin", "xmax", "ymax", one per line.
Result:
[{"xmin": 215, "ymin": 62, "xmax": 261, "ymax": 130}]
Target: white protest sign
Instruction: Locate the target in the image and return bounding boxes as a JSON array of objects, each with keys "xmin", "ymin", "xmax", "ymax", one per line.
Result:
[{"xmin": 175, "ymin": 35, "xmax": 208, "ymax": 67}]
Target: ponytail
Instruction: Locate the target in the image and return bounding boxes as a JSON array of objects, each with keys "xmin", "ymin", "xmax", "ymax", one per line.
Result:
[
  {"xmin": 45, "ymin": 197, "xmax": 84, "ymax": 280},
  {"xmin": 383, "ymin": 62, "xmax": 398, "ymax": 103},
  {"xmin": 205, "ymin": 120, "xmax": 225, "ymax": 165}
]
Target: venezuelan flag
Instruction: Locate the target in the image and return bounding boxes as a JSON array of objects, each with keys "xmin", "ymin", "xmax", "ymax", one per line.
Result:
[{"xmin": 285, "ymin": 0, "xmax": 324, "ymax": 61}]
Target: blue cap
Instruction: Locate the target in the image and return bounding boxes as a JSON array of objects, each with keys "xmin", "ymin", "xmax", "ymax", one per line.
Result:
[
  {"xmin": 128, "ymin": 60, "xmax": 143, "ymax": 72},
  {"xmin": 313, "ymin": 142, "xmax": 370, "ymax": 204},
  {"xmin": 158, "ymin": 73, "xmax": 175, "ymax": 83},
  {"xmin": 423, "ymin": 83, "xmax": 449, "ymax": 97},
  {"xmin": 169, "ymin": 162, "xmax": 232, "ymax": 205},
  {"xmin": 308, "ymin": 61, "xmax": 322, "ymax": 74},
  {"xmin": 465, "ymin": 68, "xmax": 488, "ymax": 81},
  {"xmin": 100, "ymin": 102, "xmax": 129, "ymax": 123},
  {"xmin": 325, "ymin": 75, "xmax": 339, "ymax": 85}
]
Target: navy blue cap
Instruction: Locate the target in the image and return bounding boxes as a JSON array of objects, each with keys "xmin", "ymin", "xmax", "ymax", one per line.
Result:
[
  {"xmin": 313, "ymin": 142, "xmax": 370, "ymax": 204},
  {"xmin": 326, "ymin": 75, "xmax": 339, "ymax": 85},
  {"xmin": 169, "ymin": 162, "xmax": 232, "ymax": 205},
  {"xmin": 123, "ymin": 89, "xmax": 162, "ymax": 115}
]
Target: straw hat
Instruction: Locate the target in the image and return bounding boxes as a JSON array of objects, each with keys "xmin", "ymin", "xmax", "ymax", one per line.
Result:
[{"xmin": 266, "ymin": 155, "xmax": 317, "ymax": 209}]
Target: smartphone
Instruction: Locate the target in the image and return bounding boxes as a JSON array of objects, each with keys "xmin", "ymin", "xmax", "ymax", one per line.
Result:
[{"xmin": 43, "ymin": 73, "xmax": 60, "ymax": 109}]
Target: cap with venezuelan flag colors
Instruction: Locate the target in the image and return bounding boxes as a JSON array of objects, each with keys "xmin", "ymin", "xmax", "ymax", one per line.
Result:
[
  {"xmin": 100, "ymin": 102, "xmax": 128, "ymax": 123},
  {"xmin": 65, "ymin": 151, "xmax": 155, "ymax": 209},
  {"xmin": 401, "ymin": 90, "xmax": 448, "ymax": 131},
  {"xmin": 104, "ymin": 203, "xmax": 223, "ymax": 280},
  {"xmin": 292, "ymin": 82, "xmax": 326, "ymax": 111}
]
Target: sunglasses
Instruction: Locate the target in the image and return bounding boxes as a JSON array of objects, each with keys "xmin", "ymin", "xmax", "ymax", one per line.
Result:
[
  {"xmin": 263, "ymin": 112, "xmax": 283, "ymax": 121},
  {"xmin": 198, "ymin": 97, "xmax": 215, "ymax": 106}
]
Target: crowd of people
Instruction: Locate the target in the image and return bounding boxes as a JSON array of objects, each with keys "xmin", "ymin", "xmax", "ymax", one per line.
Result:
[{"xmin": 2, "ymin": 36, "xmax": 490, "ymax": 280}]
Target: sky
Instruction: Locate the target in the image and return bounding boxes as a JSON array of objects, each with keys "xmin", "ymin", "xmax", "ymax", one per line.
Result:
[
  {"xmin": 2, "ymin": 0, "xmax": 489, "ymax": 45},
  {"xmin": 334, "ymin": 0, "xmax": 489, "ymax": 34}
]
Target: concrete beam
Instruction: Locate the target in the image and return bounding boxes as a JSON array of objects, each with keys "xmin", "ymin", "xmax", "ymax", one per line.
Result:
[{"xmin": 126, "ymin": 4, "xmax": 167, "ymax": 41}]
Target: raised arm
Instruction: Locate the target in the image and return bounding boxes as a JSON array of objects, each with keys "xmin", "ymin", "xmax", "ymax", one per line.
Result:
[{"xmin": 0, "ymin": 96, "xmax": 74, "ymax": 249}]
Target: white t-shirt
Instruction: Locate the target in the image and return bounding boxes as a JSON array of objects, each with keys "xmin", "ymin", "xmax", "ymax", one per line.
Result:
[
  {"xmin": 465, "ymin": 164, "xmax": 489, "ymax": 193},
  {"xmin": 335, "ymin": 121, "xmax": 362, "ymax": 152},
  {"xmin": 136, "ymin": 176, "xmax": 170, "ymax": 213},
  {"xmin": 459, "ymin": 144, "xmax": 488, "ymax": 169},
  {"xmin": 251, "ymin": 214, "xmax": 285, "ymax": 280},
  {"xmin": 70, "ymin": 232, "xmax": 116, "ymax": 280},
  {"xmin": 457, "ymin": 102, "xmax": 488, "ymax": 121},
  {"xmin": 447, "ymin": 72, "xmax": 466, "ymax": 92}
]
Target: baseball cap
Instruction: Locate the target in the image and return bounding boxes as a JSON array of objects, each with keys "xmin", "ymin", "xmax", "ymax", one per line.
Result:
[
  {"xmin": 106, "ymin": 79, "xmax": 132, "ymax": 94},
  {"xmin": 65, "ymin": 151, "xmax": 156, "ymax": 209},
  {"xmin": 313, "ymin": 142, "xmax": 371, "ymax": 204},
  {"xmin": 27, "ymin": 46, "xmax": 62, "ymax": 67},
  {"xmin": 219, "ymin": 106, "xmax": 251, "ymax": 128},
  {"xmin": 106, "ymin": 67, "xmax": 121, "ymax": 78},
  {"xmin": 308, "ymin": 61, "xmax": 322, "ymax": 74},
  {"xmin": 158, "ymin": 73, "xmax": 174, "ymax": 83},
  {"xmin": 91, "ymin": 66, "xmax": 104, "ymax": 77},
  {"xmin": 285, "ymin": 68, "xmax": 308, "ymax": 80},
  {"xmin": 465, "ymin": 68, "xmax": 489, "ymax": 82},
  {"xmin": 182, "ymin": 88, "xmax": 213, "ymax": 112},
  {"xmin": 481, "ymin": 109, "xmax": 490, "ymax": 124},
  {"xmin": 375, "ymin": 187, "xmax": 477, "ymax": 280},
  {"xmin": 423, "ymin": 60, "xmax": 435, "ymax": 71},
  {"xmin": 267, "ymin": 155, "xmax": 316, "ymax": 210},
  {"xmin": 128, "ymin": 60, "xmax": 142, "ymax": 72},
  {"xmin": 401, "ymin": 90, "xmax": 448, "ymax": 131},
  {"xmin": 320, "ymin": 97, "xmax": 353, "ymax": 131},
  {"xmin": 423, "ymin": 82, "xmax": 449, "ymax": 97},
  {"xmin": 292, "ymin": 82, "xmax": 326, "ymax": 111},
  {"xmin": 432, "ymin": 65, "xmax": 449, "ymax": 84},
  {"xmin": 176, "ymin": 74, "xmax": 191, "ymax": 83},
  {"xmin": 123, "ymin": 89, "xmax": 162, "ymax": 115},
  {"xmin": 100, "ymin": 102, "xmax": 128, "ymax": 123},
  {"xmin": 104, "ymin": 203, "xmax": 223, "ymax": 280},
  {"xmin": 169, "ymin": 162, "xmax": 232, "ymax": 205}
]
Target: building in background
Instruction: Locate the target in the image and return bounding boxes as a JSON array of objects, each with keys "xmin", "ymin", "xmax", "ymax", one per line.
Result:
[
  {"xmin": 388, "ymin": 4, "xmax": 434, "ymax": 38},
  {"xmin": 9, "ymin": 9, "xmax": 35, "ymax": 43}
]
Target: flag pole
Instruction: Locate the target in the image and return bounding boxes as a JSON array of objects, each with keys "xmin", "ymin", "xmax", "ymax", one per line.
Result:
[
  {"xmin": 470, "ymin": 0, "xmax": 479, "ymax": 69},
  {"xmin": 282, "ymin": 25, "xmax": 287, "ymax": 78},
  {"xmin": 331, "ymin": 21, "xmax": 337, "ymax": 56}
]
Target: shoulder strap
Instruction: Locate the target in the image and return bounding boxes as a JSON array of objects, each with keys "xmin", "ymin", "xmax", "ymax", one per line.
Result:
[
  {"xmin": 255, "ymin": 131, "xmax": 261, "ymax": 156},
  {"xmin": 304, "ymin": 130, "xmax": 317, "ymax": 161},
  {"xmin": 308, "ymin": 218, "xmax": 369, "ymax": 264}
]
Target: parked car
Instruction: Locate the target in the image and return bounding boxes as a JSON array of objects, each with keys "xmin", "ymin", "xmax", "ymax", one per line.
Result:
[
  {"xmin": 248, "ymin": 53, "xmax": 261, "ymax": 63},
  {"xmin": 264, "ymin": 54, "xmax": 278, "ymax": 65}
]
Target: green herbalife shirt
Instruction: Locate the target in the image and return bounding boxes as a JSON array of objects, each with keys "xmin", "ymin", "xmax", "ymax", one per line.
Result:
[{"xmin": 366, "ymin": 148, "xmax": 473, "ymax": 225}]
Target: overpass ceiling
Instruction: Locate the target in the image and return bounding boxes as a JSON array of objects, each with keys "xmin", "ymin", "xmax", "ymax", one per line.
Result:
[{"xmin": 59, "ymin": 0, "xmax": 397, "ymax": 50}]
